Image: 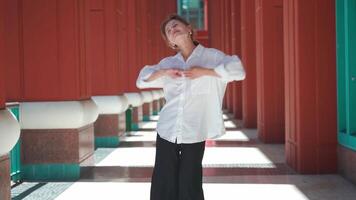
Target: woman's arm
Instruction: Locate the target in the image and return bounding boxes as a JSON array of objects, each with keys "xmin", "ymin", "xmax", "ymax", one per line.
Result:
[
  {"xmin": 146, "ymin": 69, "xmax": 183, "ymax": 82},
  {"xmin": 136, "ymin": 65, "xmax": 164, "ymax": 89},
  {"xmin": 136, "ymin": 65, "xmax": 183, "ymax": 89},
  {"xmin": 213, "ymin": 51, "xmax": 246, "ymax": 82}
]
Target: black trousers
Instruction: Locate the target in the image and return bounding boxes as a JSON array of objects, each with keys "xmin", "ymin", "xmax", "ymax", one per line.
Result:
[{"xmin": 150, "ymin": 134, "xmax": 205, "ymax": 200}]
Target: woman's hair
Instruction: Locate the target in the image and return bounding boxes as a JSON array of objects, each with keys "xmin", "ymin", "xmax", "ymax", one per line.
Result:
[{"xmin": 160, "ymin": 14, "xmax": 199, "ymax": 50}]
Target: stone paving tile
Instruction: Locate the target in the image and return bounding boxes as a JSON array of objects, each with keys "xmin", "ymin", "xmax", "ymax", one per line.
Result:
[
  {"xmin": 10, "ymin": 113, "xmax": 356, "ymax": 200},
  {"xmin": 11, "ymin": 182, "xmax": 73, "ymax": 200}
]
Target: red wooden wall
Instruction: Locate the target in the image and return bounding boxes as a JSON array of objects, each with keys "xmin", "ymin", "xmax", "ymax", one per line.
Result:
[
  {"xmin": 0, "ymin": 0, "xmax": 5, "ymax": 108},
  {"xmin": 3, "ymin": 0, "xmax": 176, "ymax": 102},
  {"xmin": 255, "ymin": 0, "xmax": 285, "ymax": 143},
  {"xmin": 91, "ymin": 0, "xmax": 176, "ymax": 94},
  {"xmin": 241, "ymin": 0, "xmax": 257, "ymax": 128},
  {"xmin": 88, "ymin": 0, "xmax": 121, "ymax": 95},
  {"xmin": 284, "ymin": 0, "xmax": 337, "ymax": 173},
  {"xmin": 196, "ymin": 30, "xmax": 209, "ymax": 47},
  {"xmin": 4, "ymin": 0, "xmax": 92, "ymax": 102}
]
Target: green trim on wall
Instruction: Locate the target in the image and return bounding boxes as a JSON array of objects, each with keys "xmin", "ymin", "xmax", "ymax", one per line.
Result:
[
  {"xmin": 126, "ymin": 107, "xmax": 132, "ymax": 132},
  {"xmin": 131, "ymin": 123, "xmax": 139, "ymax": 131},
  {"xmin": 153, "ymin": 111, "xmax": 159, "ymax": 116},
  {"xmin": 95, "ymin": 136, "xmax": 120, "ymax": 148},
  {"xmin": 8, "ymin": 105, "xmax": 22, "ymax": 182},
  {"xmin": 143, "ymin": 115, "xmax": 150, "ymax": 122},
  {"xmin": 338, "ymin": 133, "xmax": 356, "ymax": 151},
  {"xmin": 336, "ymin": 0, "xmax": 356, "ymax": 149},
  {"xmin": 10, "ymin": 140, "xmax": 22, "ymax": 182},
  {"xmin": 126, "ymin": 107, "xmax": 140, "ymax": 131},
  {"xmin": 22, "ymin": 164, "xmax": 80, "ymax": 181},
  {"xmin": 9, "ymin": 106, "xmax": 19, "ymax": 121}
]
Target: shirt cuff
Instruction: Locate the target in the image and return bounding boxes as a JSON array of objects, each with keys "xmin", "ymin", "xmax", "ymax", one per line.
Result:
[{"xmin": 142, "ymin": 71, "xmax": 154, "ymax": 82}]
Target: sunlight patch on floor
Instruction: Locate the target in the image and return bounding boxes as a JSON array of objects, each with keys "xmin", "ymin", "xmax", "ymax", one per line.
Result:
[
  {"xmin": 149, "ymin": 115, "xmax": 159, "ymax": 121},
  {"xmin": 96, "ymin": 146, "xmax": 281, "ymax": 167},
  {"xmin": 121, "ymin": 131, "xmax": 157, "ymax": 142},
  {"xmin": 224, "ymin": 120, "xmax": 238, "ymax": 128},
  {"xmin": 139, "ymin": 121, "xmax": 157, "ymax": 129},
  {"xmin": 214, "ymin": 129, "xmax": 257, "ymax": 141},
  {"xmin": 54, "ymin": 182, "xmax": 309, "ymax": 200}
]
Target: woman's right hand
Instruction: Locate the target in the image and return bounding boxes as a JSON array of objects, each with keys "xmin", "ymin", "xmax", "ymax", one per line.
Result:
[
  {"xmin": 144, "ymin": 68, "xmax": 183, "ymax": 82},
  {"xmin": 162, "ymin": 68, "xmax": 183, "ymax": 79}
]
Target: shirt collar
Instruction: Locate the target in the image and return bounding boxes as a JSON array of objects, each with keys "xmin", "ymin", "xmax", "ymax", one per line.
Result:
[{"xmin": 174, "ymin": 44, "xmax": 205, "ymax": 62}]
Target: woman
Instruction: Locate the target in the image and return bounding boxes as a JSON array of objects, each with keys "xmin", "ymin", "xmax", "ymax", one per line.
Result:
[{"xmin": 136, "ymin": 14, "xmax": 246, "ymax": 200}]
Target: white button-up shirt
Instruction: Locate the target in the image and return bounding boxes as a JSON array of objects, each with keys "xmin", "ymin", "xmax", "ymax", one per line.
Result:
[{"xmin": 136, "ymin": 44, "xmax": 245, "ymax": 144}]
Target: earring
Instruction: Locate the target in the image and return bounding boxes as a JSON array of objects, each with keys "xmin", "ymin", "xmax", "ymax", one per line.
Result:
[{"xmin": 171, "ymin": 44, "xmax": 178, "ymax": 49}]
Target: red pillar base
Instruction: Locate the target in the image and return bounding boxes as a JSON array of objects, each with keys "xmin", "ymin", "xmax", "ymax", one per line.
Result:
[
  {"xmin": 152, "ymin": 100, "xmax": 160, "ymax": 115},
  {"xmin": 21, "ymin": 124, "xmax": 94, "ymax": 180},
  {"xmin": 94, "ymin": 113, "xmax": 126, "ymax": 137},
  {"xmin": 0, "ymin": 155, "xmax": 10, "ymax": 200},
  {"xmin": 159, "ymin": 98, "xmax": 165, "ymax": 110},
  {"xmin": 338, "ymin": 145, "xmax": 356, "ymax": 184},
  {"xmin": 143, "ymin": 102, "xmax": 153, "ymax": 121},
  {"xmin": 132, "ymin": 106, "xmax": 143, "ymax": 126}
]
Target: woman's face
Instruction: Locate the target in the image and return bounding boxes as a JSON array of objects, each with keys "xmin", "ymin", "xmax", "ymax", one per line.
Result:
[{"xmin": 165, "ymin": 19, "xmax": 191, "ymax": 46}]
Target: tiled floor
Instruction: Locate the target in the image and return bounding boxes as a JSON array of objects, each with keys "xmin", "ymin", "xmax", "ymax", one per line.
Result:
[{"xmin": 11, "ymin": 114, "xmax": 356, "ymax": 200}]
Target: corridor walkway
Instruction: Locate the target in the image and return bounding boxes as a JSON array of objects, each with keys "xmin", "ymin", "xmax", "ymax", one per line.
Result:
[{"xmin": 11, "ymin": 113, "xmax": 356, "ymax": 200}]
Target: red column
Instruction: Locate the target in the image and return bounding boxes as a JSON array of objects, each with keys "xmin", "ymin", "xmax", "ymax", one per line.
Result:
[
  {"xmin": 117, "ymin": 0, "xmax": 129, "ymax": 92},
  {"xmin": 222, "ymin": 0, "xmax": 233, "ymax": 113},
  {"xmin": 131, "ymin": 0, "xmax": 176, "ymax": 91},
  {"xmin": 88, "ymin": 0, "xmax": 127, "ymax": 146},
  {"xmin": 0, "ymin": 2, "xmax": 5, "ymax": 109},
  {"xmin": 255, "ymin": 0, "xmax": 285, "ymax": 143},
  {"xmin": 89, "ymin": 0, "xmax": 121, "ymax": 96},
  {"xmin": 209, "ymin": 0, "xmax": 243, "ymax": 117},
  {"xmin": 225, "ymin": 0, "xmax": 234, "ymax": 114},
  {"xmin": 284, "ymin": 0, "xmax": 337, "ymax": 173},
  {"xmin": 231, "ymin": 0, "xmax": 242, "ymax": 120},
  {"xmin": 208, "ymin": 0, "xmax": 222, "ymax": 49},
  {"xmin": 1, "ymin": 2, "xmax": 14, "ymax": 199},
  {"xmin": 209, "ymin": 0, "xmax": 227, "ymax": 109},
  {"xmin": 241, "ymin": 0, "xmax": 257, "ymax": 128},
  {"xmin": 127, "ymin": 0, "xmax": 138, "ymax": 92}
]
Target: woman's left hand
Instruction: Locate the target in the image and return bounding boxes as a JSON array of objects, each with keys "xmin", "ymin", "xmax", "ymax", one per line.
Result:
[{"xmin": 183, "ymin": 66, "xmax": 219, "ymax": 79}]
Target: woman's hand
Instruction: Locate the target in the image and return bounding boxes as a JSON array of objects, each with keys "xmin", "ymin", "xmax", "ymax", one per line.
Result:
[
  {"xmin": 183, "ymin": 66, "xmax": 220, "ymax": 79},
  {"xmin": 144, "ymin": 68, "xmax": 182, "ymax": 82},
  {"xmin": 162, "ymin": 68, "xmax": 183, "ymax": 79}
]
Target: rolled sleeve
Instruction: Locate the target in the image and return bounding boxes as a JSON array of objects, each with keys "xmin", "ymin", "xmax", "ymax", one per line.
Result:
[
  {"xmin": 136, "ymin": 65, "xmax": 164, "ymax": 89},
  {"xmin": 214, "ymin": 52, "xmax": 246, "ymax": 82}
]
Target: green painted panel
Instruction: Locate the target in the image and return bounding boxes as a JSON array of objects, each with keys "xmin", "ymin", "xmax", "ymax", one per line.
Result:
[
  {"xmin": 143, "ymin": 115, "xmax": 150, "ymax": 122},
  {"xmin": 22, "ymin": 164, "xmax": 80, "ymax": 181},
  {"xmin": 126, "ymin": 107, "xmax": 132, "ymax": 132},
  {"xmin": 336, "ymin": 0, "xmax": 347, "ymax": 133},
  {"xmin": 339, "ymin": 133, "xmax": 356, "ymax": 151},
  {"xmin": 336, "ymin": 0, "xmax": 356, "ymax": 148},
  {"xmin": 131, "ymin": 123, "xmax": 139, "ymax": 131},
  {"xmin": 8, "ymin": 105, "xmax": 22, "ymax": 182},
  {"xmin": 95, "ymin": 136, "xmax": 120, "ymax": 148},
  {"xmin": 346, "ymin": 0, "xmax": 356, "ymax": 135}
]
